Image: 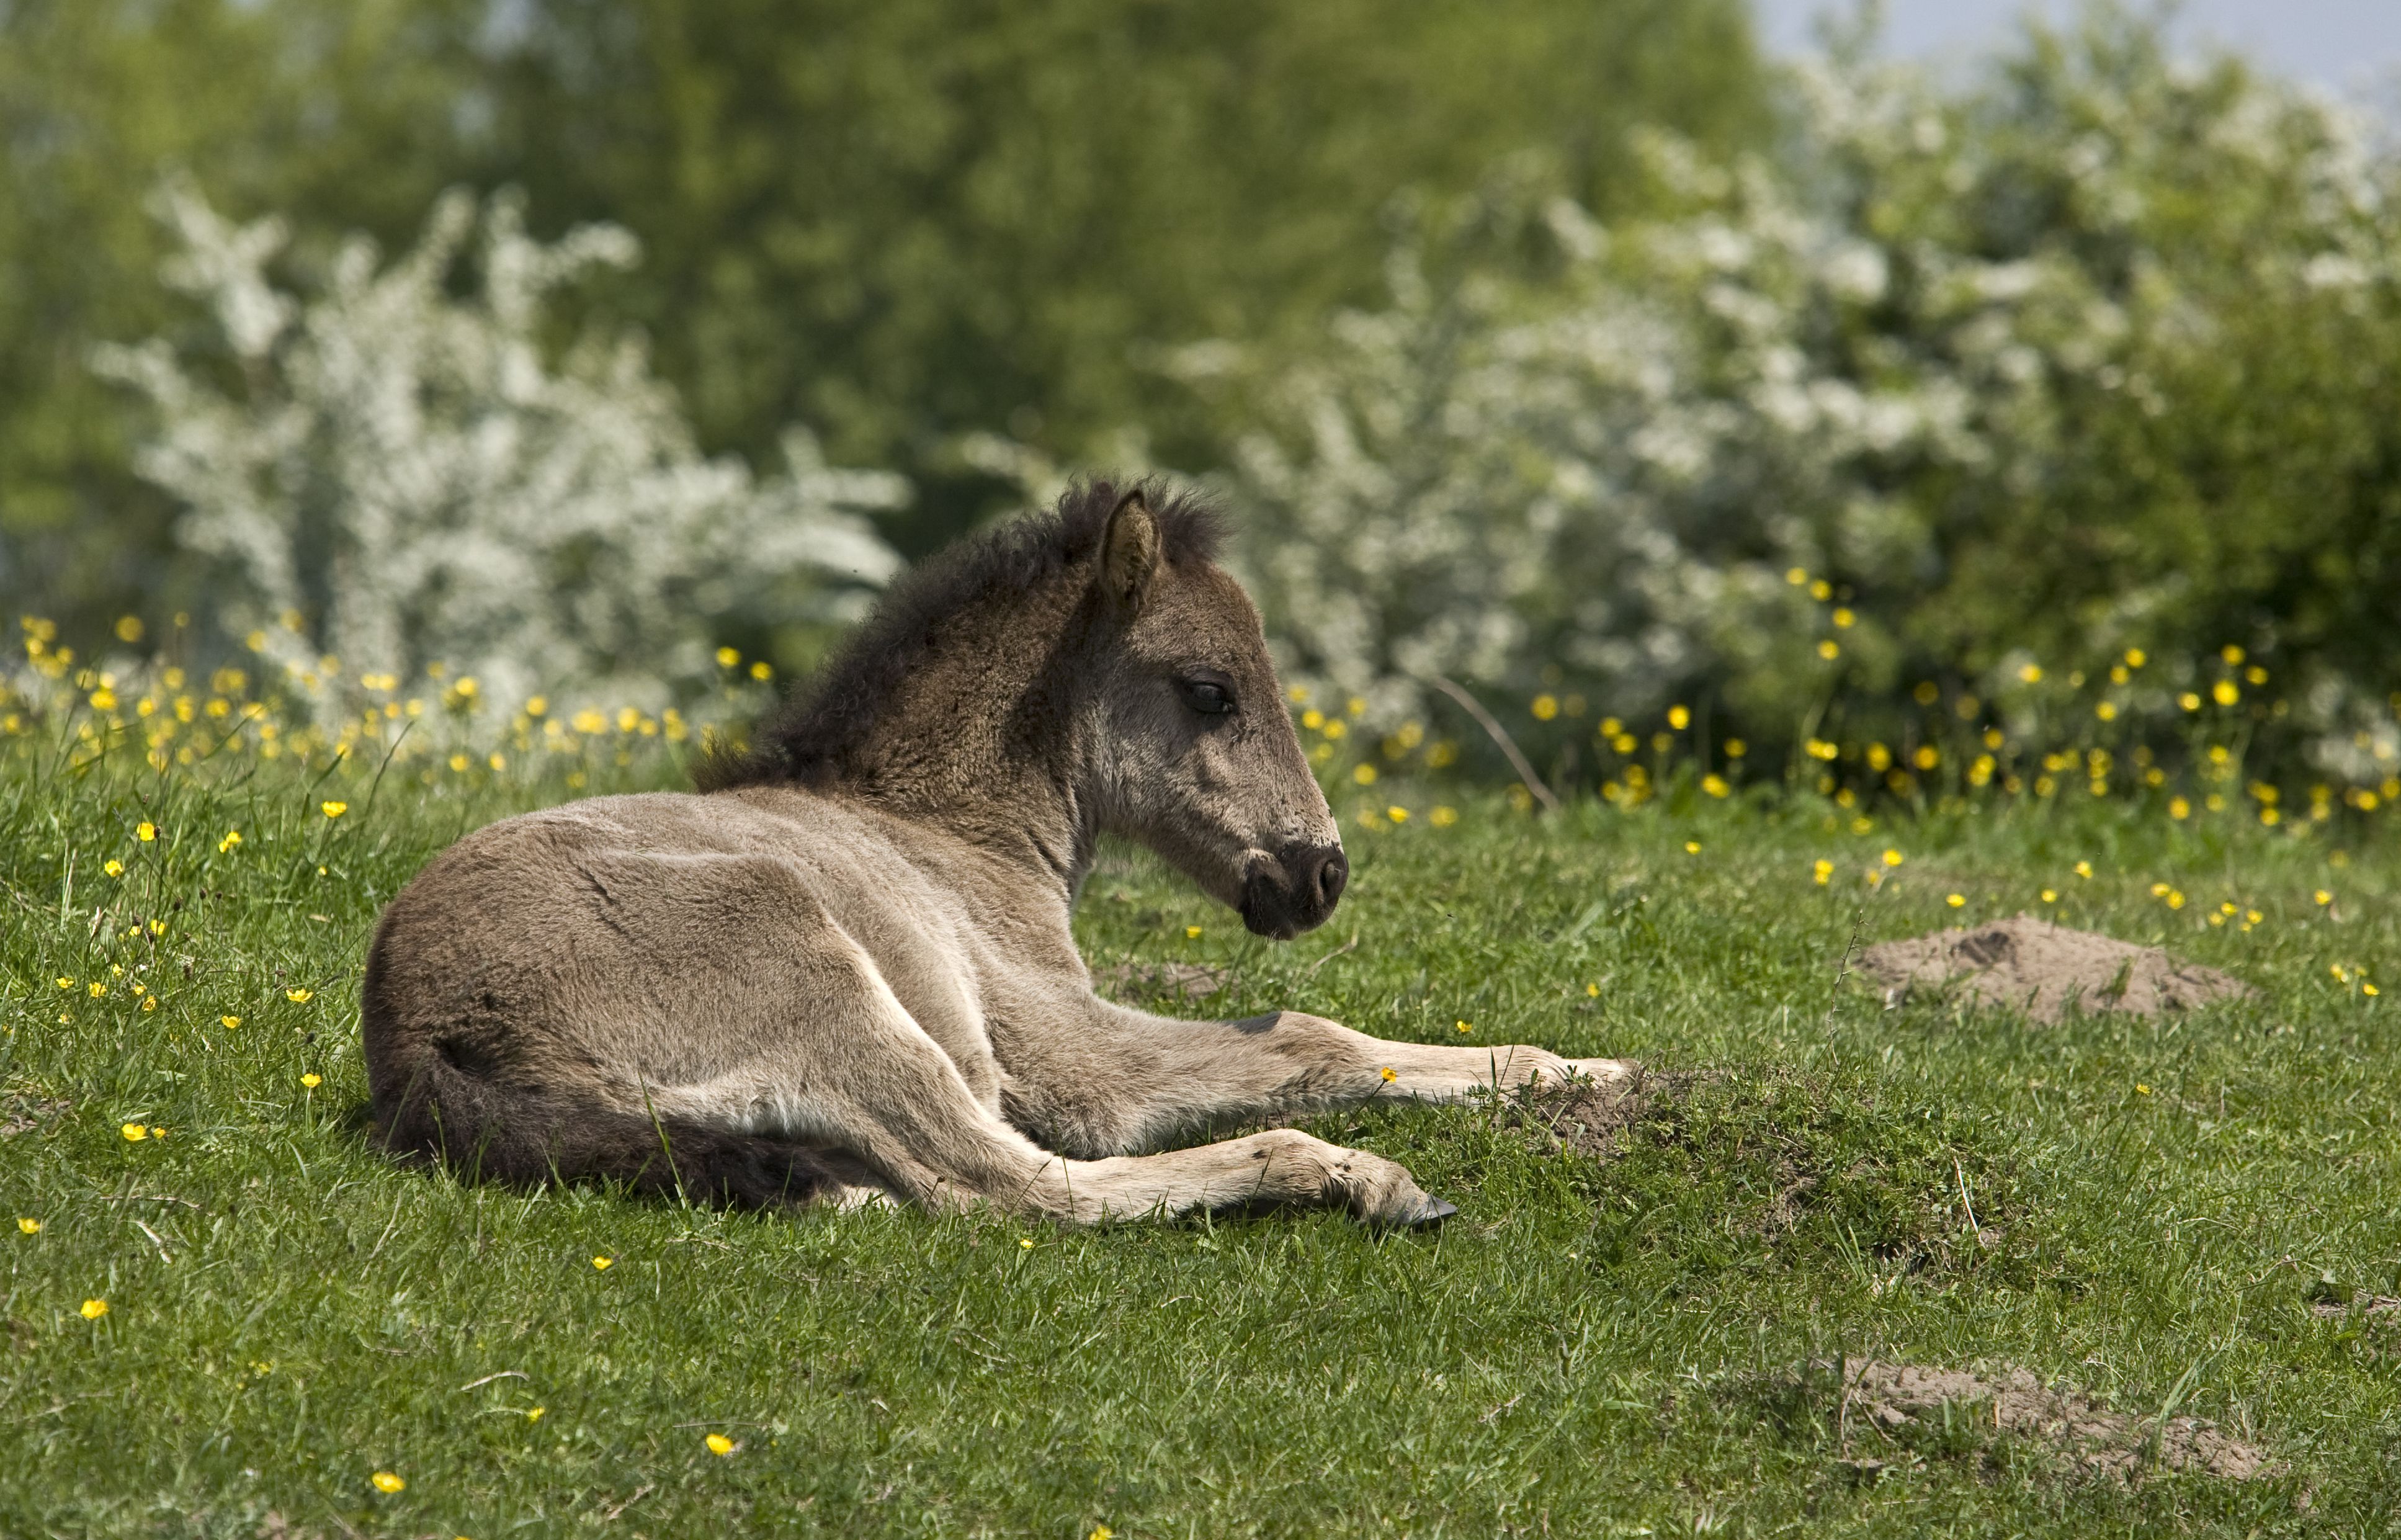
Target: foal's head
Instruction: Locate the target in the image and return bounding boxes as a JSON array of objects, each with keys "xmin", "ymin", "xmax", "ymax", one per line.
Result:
[{"xmin": 1081, "ymin": 489, "xmax": 1346, "ymax": 939}]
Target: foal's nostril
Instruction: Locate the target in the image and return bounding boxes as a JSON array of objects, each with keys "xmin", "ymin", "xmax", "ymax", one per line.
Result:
[{"xmin": 1313, "ymin": 848, "xmax": 1349, "ymax": 908}]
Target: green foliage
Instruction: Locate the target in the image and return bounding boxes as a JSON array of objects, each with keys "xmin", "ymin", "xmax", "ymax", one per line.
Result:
[
  {"xmin": 0, "ymin": 0, "xmax": 1768, "ymax": 637},
  {"xmin": 4, "ymin": 739, "xmax": 2399, "ymax": 1532},
  {"xmin": 0, "ymin": 0, "xmax": 496, "ymax": 629}
]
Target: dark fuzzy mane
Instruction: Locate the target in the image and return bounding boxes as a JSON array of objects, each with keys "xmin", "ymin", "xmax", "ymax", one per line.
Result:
[{"xmin": 696, "ymin": 477, "xmax": 1225, "ymax": 792}]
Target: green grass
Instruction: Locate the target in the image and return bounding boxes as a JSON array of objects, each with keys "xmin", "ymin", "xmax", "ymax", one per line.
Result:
[{"xmin": 4, "ymin": 756, "xmax": 2397, "ymax": 1537}]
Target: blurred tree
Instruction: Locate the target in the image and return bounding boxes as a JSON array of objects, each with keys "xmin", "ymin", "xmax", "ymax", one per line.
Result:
[
  {"xmin": 2, "ymin": 0, "xmax": 1765, "ymax": 635},
  {"xmin": 0, "ymin": 0, "xmax": 498, "ymax": 631},
  {"xmin": 480, "ymin": 0, "xmax": 1768, "ymax": 552}
]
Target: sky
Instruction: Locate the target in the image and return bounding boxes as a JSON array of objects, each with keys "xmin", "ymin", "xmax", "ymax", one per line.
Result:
[{"xmin": 1751, "ymin": 1, "xmax": 2401, "ymax": 99}]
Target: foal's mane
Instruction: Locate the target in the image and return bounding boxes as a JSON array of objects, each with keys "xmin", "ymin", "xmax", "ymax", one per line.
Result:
[{"xmin": 697, "ymin": 477, "xmax": 1225, "ymax": 792}]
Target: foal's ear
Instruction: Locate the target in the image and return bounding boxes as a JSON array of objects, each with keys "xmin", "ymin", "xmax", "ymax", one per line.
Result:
[{"xmin": 1099, "ymin": 488, "xmax": 1161, "ymax": 616}]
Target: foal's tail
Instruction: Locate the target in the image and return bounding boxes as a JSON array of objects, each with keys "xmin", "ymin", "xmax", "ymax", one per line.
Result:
[{"xmin": 369, "ymin": 1043, "xmax": 861, "ymax": 1211}]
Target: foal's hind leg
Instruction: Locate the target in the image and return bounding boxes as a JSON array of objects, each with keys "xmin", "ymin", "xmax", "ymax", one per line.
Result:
[{"xmin": 650, "ymin": 937, "xmax": 1448, "ymax": 1225}]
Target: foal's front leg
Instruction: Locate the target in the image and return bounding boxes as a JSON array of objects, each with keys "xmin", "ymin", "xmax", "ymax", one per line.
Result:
[{"xmin": 1003, "ymin": 1002, "xmax": 1633, "ymax": 1157}]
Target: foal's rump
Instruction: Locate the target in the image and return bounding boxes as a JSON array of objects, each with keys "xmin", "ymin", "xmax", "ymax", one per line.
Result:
[{"xmin": 359, "ymin": 793, "xmax": 899, "ymax": 1207}]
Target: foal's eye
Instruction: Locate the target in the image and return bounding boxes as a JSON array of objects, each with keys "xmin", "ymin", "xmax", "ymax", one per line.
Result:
[{"xmin": 1178, "ymin": 678, "xmax": 1236, "ymax": 715}]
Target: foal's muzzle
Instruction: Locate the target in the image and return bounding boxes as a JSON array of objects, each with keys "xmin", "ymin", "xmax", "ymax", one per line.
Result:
[{"xmin": 1239, "ymin": 841, "xmax": 1348, "ymax": 939}]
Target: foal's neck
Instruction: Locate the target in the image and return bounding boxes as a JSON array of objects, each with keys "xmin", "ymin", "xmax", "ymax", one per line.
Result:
[{"xmin": 835, "ymin": 570, "xmax": 1102, "ymax": 902}]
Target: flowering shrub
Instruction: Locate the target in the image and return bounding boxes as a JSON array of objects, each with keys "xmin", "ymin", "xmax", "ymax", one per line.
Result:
[
  {"xmin": 1209, "ymin": 14, "xmax": 2401, "ymax": 799},
  {"xmin": 95, "ymin": 184, "xmax": 905, "ymax": 732}
]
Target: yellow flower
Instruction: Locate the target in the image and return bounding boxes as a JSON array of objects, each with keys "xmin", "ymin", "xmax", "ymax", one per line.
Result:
[
  {"xmin": 87, "ymin": 982, "xmax": 105, "ymax": 998},
  {"xmin": 2212, "ymin": 680, "xmax": 2239, "ymax": 707},
  {"xmin": 1429, "ymin": 805, "xmax": 1458, "ymax": 827},
  {"xmin": 1946, "ymin": 893, "xmax": 1965, "ymax": 908},
  {"xmin": 1701, "ymin": 774, "xmax": 1730, "ymax": 798},
  {"xmin": 301, "ymin": 1073, "xmax": 321, "ymax": 1088},
  {"xmin": 2166, "ymin": 890, "xmax": 2186, "ymax": 910},
  {"xmin": 1882, "ymin": 849, "xmax": 1903, "ymax": 867},
  {"xmin": 1351, "ymin": 763, "xmax": 1377, "ymax": 785},
  {"xmin": 321, "ymin": 800, "xmax": 347, "ymax": 819},
  {"xmin": 17, "ymin": 1217, "xmax": 38, "ymax": 1234},
  {"xmin": 1184, "ymin": 925, "xmax": 1202, "ymax": 939},
  {"xmin": 2040, "ymin": 889, "xmax": 2057, "ymax": 903},
  {"xmin": 55, "ymin": 976, "xmax": 73, "ymax": 990},
  {"xmin": 2018, "ymin": 664, "xmax": 2042, "ymax": 683},
  {"xmin": 592, "ymin": 1256, "xmax": 613, "ymax": 1270},
  {"xmin": 1457, "ymin": 1019, "xmax": 1474, "ymax": 1032},
  {"xmin": 1812, "ymin": 859, "xmax": 1833, "ymax": 885},
  {"xmin": 1379, "ymin": 1066, "xmax": 1397, "ymax": 1083},
  {"xmin": 2367, "ymin": 983, "xmax": 2382, "ymax": 998},
  {"xmin": 1386, "ymin": 805, "xmax": 1409, "ymax": 823},
  {"xmin": 527, "ymin": 1405, "xmax": 545, "ymax": 1421},
  {"xmin": 221, "ymin": 1015, "xmax": 241, "ymax": 1029},
  {"xmin": 2178, "ymin": 691, "xmax": 2202, "ymax": 712},
  {"xmin": 149, "ymin": 919, "xmax": 165, "ymax": 935},
  {"xmin": 1817, "ymin": 640, "xmax": 1840, "ymax": 660},
  {"xmin": 749, "ymin": 661, "xmax": 772, "ymax": 681},
  {"xmin": 371, "ymin": 1471, "xmax": 405, "ymax": 1494},
  {"xmin": 2315, "ymin": 890, "xmax": 2333, "ymax": 906},
  {"xmin": 120, "ymin": 1122, "xmax": 147, "ymax": 1142},
  {"xmin": 285, "ymin": 988, "xmax": 315, "ymax": 1004},
  {"xmin": 2135, "ymin": 1083, "xmax": 2152, "ymax": 1096},
  {"xmin": 1786, "ymin": 566, "xmax": 1807, "ymax": 585},
  {"xmin": 81, "ymin": 1299, "xmax": 108, "ymax": 1320},
  {"xmin": 2221, "ymin": 644, "xmax": 2245, "ymax": 665},
  {"xmin": 103, "ymin": 859, "xmax": 124, "ymax": 878},
  {"xmin": 1809, "ymin": 578, "xmax": 1831, "ymax": 600},
  {"xmin": 1531, "ymin": 694, "xmax": 1559, "ymax": 721},
  {"xmin": 1684, "ymin": 841, "xmax": 1702, "ymax": 854},
  {"xmin": 1092, "ymin": 1527, "xmax": 1115, "ymax": 1540},
  {"xmin": 706, "ymin": 1433, "xmax": 736, "ymax": 1456},
  {"xmin": 2073, "ymin": 861, "xmax": 2093, "ymax": 879},
  {"xmin": 2124, "ymin": 648, "xmax": 2147, "ymax": 668},
  {"xmin": 524, "ymin": 695, "xmax": 548, "ymax": 718},
  {"xmin": 2168, "ymin": 796, "xmax": 2190, "ymax": 820},
  {"xmin": 136, "ymin": 821, "xmax": 156, "ymax": 842},
  {"xmin": 217, "ymin": 830, "xmax": 241, "ymax": 854},
  {"xmin": 1666, "ymin": 704, "xmax": 1691, "ymax": 730},
  {"xmin": 716, "ymin": 646, "xmax": 740, "ymax": 668}
]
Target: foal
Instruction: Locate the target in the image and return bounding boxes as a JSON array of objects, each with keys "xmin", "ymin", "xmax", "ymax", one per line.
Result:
[{"xmin": 363, "ymin": 481, "xmax": 1628, "ymax": 1224}]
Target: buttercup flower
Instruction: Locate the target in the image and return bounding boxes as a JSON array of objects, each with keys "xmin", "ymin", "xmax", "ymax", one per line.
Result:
[
  {"xmin": 706, "ymin": 1433, "xmax": 736, "ymax": 1456},
  {"xmin": 592, "ymin": 1256, "xmax": 613, "ymax": 1270},
  {"xmin": 81, "ymin": 1299, "xmax": 108, "ymax": 1320},
  {"xmin": 300, "ymin": 1073, "xmax": 321, "ymax": 1088},
  {"xmin": 321, "ymin": 800, "xmax": 347, "ymax": 818},
  {"xmin": 17, "ymin": 1217, "xmax": 38, "ymax": 1234},
  {"xmin": 287, "ymin": 988, "xmax": 313, "ymax": 1003},
  {"xmin": 121, "ymin": 1122, "xmax": 147, "ymax": 1142},
  {"xmin": 370, "ymin": 1471, "xmax": 405, "ymax": 1493},
  {"xmin": 136, "ymin": 821, "xmax": 156, "ymax": 841}
]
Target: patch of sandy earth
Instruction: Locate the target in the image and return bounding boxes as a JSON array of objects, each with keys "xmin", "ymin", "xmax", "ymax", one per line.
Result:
[
  {"xmin": 1834, "ymin": 1359, "xmax": 2276, "ymax": 1481},
  {"xmin": 1857, "ymin": 916, "xmax": 2256, "ymax": 1024},
  {"xmin": 1093, "ymin": 961, "xmax": 1230, "ymax": 1006},
  {"xmin": 1496, "ymin": 1070, "xmax": 1655, "ymax": 1160}
]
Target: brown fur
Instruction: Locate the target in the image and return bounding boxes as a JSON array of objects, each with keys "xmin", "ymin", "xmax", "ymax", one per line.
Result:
[{"xmin": 363, "ymin": 481, "xmax": 1628, "ymax": 1223}]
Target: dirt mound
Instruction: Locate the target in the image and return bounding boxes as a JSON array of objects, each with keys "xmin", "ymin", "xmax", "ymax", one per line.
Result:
[
  {"xmin": 1093, "ymin": 961, "xmax": 1230, "ymax": 1007},
  {"xmin": 1857, "ymin": 916, "xmax": 2255, "ymax": 1024},
  {"xmin": 0, "ymin": 1092, "xmax": 72, "ymax": 1138},
  {"xmin": 1835, "ymin": 1359, "xmax": 2276, "ymax": 1481},
  {"xmin": 1495, "ymin": 1069, "xmax": 1655, "ymax": 1160}
]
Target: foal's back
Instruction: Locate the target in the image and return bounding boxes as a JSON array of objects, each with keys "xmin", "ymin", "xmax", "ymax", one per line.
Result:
[{"xmin": 361, "ymin": 784, "xmax": 1038, "ymax": 1182}]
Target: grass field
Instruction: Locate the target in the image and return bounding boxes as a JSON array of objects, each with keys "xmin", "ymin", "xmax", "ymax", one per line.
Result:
[{"xmin": 3, "ymin": 751, "xmax": 2397, "ymax": 1537}]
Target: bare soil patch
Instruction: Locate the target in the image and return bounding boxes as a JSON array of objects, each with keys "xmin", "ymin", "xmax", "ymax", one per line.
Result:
[
  {"xmin": 1858, "ymin": 916, "xmax": 2255, "ymax": 1024},
  {"xmin": 1, "ymin": 1091, "xmax": 71, "ymax": 1138},
  {"xmin": 1495, "ymin": 1069, "xmax": 1658, "ymax": 1160},
  {"xmin": 1831, "ymin": 1359, "xmax": 2276, "ymax": 1482},
  {"xmin": 1093, "ymin": 961, "xmax": 1230, "ymax": 1008}
]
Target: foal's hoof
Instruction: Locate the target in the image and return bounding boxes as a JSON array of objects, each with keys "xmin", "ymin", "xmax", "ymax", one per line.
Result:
[{"xmin": 1398, "ymin": 1195, "xmax": 1458, "ymax": 1228}]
